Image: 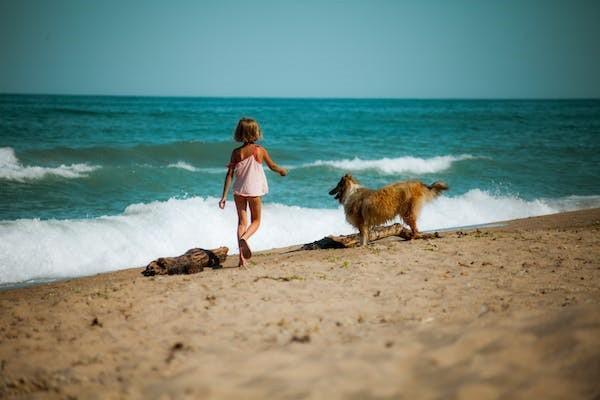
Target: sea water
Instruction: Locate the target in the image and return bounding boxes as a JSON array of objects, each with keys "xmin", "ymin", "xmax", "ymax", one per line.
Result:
[{"xmin": 1, "ymin": 95, "xmax": 599, "ymax": 285}]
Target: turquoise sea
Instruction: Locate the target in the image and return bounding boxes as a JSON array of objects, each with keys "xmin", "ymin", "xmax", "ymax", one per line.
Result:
[{"xmin": 1, "ymin": 95, "xmax": 599, "ymax": 285}]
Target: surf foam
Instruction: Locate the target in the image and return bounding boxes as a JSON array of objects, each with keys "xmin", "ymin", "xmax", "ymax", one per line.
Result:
[
  {"xmin": 0, "ymin": 147, "xmax": 99, "ymax": 182},
  {"xmin": 418, "ymin": 190, "xmax": 600, "ymax": 230},
  {"xmin": 1, "ymin": 191, "xmax": 599, "ymax": 285},
  {"xmin": 167, "ymin": 161, "xmax": 199, "ymax": 172},
  {"xmin": 303, "ymin": 154, "xmax": 476, "ymax": 174}
]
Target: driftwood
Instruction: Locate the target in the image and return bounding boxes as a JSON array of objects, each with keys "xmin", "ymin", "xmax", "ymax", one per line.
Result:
[
  {"xmin": 142, "ymin": 247, "xmax": 228, "ymax": 276},
  {"xmin": 301, "ymin": 223, "xmax": 440, "ymax": 250}
]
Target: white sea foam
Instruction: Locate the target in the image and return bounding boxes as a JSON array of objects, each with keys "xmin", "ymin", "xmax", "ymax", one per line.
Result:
[
  {"xmin": 197, "ymin": 167, "xmax": 226, "ymax": 174},
  {"xmin": 303, "ymin": 154, "xmax": 476, "ymax": 174},
  {"xmin": 1, "ymin": 191, "xmax": 599, "ymax": 285},
  {"xmin": 417, "ymin": 190, "xmax": 598, "ymax": 230},
  {"xmin": 0, "ymin": 147, "xmax": 99, "ymax": 182},
  {"xmin": 163, "ymin": 154, "xmax": 477, "ymax": 175},
  {"xmin": 0, "ymin": 198, "xmax": 351, "ymax": 285},
  {"xmin": 167, "ymin": 161, "xmax": 199, "ymax": 172}
]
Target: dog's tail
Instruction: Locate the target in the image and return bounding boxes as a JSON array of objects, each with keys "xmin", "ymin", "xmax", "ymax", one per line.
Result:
[{"xmin": 427, "ymin": 181, "xmax": 449, "ymax": 197}]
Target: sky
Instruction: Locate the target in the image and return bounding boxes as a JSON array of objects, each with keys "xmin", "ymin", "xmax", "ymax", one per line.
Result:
[{"xmin": 0, "ymin": 0, "xmax": 599, "ymax": 98}]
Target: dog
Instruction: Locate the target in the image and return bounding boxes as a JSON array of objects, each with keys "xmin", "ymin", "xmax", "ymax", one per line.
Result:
[{"xmin": 329, "ymin": 174, "xmax": 448, "ymax": 246}]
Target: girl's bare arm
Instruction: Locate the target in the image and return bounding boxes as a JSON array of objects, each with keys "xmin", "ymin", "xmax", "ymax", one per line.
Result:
[
  {"xmin": 219, "ymin": 152, "xmax": 236, "ymax": 208},
  {"xmin": 262, "ymin": 148, "xmax": 287, "ymax": 176}
]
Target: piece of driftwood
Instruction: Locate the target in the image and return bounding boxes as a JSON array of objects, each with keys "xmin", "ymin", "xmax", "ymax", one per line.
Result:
[
  {"xmin": 142, "ymin": 247, "xmax": 228, "ymax": 276},
  {"xmin": 301, "ymin": 223, "xmax": 440, "ymax": 250}
]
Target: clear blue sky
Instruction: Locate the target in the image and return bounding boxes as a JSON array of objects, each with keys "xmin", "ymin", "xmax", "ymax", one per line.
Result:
[{"xmin": 1, "ymin": 0, "xmax": 599, "ymax": 98}]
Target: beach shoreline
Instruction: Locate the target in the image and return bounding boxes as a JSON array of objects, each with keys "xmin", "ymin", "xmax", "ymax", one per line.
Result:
[
  {"xmin": 0, "ymin": 209, "xmax": 590, "ymax": 292},
  {"xmin": 0, "ymin": 217, "xmax": 509, "ymax": 292},
  {"xmin": 1, "ymin": 208, "xmax": 599, "ymax": 399}
]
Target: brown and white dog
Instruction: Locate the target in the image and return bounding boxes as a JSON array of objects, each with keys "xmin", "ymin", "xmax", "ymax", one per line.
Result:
[{"xmin": 329, "ymin": 174, "xmax": 448, "ymax": 245}]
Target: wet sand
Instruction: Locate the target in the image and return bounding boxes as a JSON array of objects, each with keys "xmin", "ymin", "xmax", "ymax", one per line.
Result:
[{"xmin": 1, "ymin": 209, "xmax": 599, "ymax": 399}]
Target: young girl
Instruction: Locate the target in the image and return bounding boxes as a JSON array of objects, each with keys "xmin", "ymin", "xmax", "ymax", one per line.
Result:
[{"xmin": 219, "ymin": 118, "xmax": 287, "ymax": 268}]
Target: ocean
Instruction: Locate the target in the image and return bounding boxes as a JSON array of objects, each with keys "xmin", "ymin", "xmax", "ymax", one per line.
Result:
[{"xmin": 1, "ymin": 94, "xmax": 599, "ymax": 286}]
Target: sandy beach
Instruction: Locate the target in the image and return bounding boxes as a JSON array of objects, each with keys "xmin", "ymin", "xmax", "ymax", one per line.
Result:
[{"xmin": 1, "ymin": 208, "xmax": 599, "ymax": 399}]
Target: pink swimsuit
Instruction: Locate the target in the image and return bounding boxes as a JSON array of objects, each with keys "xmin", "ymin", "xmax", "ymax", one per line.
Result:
[{"xmin": 229, "ymin": 145, "xmax": 269, "ymax": 197}]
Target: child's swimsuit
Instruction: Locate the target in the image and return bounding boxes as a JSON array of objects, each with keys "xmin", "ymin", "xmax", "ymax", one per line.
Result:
[{"xmin": 229, "ymin": 145, "xmax": 269, "ymax": 197}]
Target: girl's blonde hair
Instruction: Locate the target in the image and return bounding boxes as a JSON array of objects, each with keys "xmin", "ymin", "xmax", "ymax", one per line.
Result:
[{"xmin": 234, "ymin": 118, "xmax": 262, "ymax": 143}]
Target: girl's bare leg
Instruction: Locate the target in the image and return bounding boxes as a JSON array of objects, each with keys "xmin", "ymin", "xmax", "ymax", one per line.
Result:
[
  {"xmin": 234, "ymin": 195, "xmax": 249, "ymax": 268},
  {"xmin": 240, "ymin": 196, "xmax": 262, "ymax": 241}
]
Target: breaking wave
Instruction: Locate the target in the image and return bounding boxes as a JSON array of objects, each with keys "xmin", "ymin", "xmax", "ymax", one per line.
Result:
[
  {"xmin": 302, "ymin": 154, "xmax": 477, "ymax": 174},
  {"xmin": 0, "ymin": 147, "xmax": 99, "ymax": 182},
  {"xmin": 167, "ymin": 161, "xmax": 199, "ymax": 172},
  {"xmin": 1, "ymin": 190, "xmax": 599, "ymax": 285}
]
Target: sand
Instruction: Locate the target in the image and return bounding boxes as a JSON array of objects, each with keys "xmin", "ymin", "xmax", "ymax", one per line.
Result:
[{"xmin": 1, "ymin": 208, "xmax": 599, "ymax": 399}]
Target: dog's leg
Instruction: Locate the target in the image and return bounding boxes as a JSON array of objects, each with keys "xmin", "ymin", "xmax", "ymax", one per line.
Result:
[
  {"xmin": 359, "ymin": 225, "xmax": 369, "ymax": 246},
  {"xmin": 407, "ymin": 198, "xmax": 426, "ymax": 239},
  {"xmin": 405, "ymin": 214, "xmax": 421, "ymax": 239}
]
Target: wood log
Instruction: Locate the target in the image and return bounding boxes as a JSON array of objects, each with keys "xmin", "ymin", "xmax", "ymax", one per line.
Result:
[
  {"xmin": 301, "ymin": 223, "xmax": 440, "ymax": 250},
  {"xmin": 142, "ymin": 247, "xmax": 228, "ymax": 276}
]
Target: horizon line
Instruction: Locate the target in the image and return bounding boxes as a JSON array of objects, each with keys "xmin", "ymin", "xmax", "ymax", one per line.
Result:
[{"xmin": 1, "ymin": 92, "xmax": 599, "ymax": 101}]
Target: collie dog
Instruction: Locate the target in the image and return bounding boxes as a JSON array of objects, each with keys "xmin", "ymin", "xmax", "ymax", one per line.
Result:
[{"xmin": 329, "ymin": 174, "xmax": 448, "ymax": 245}]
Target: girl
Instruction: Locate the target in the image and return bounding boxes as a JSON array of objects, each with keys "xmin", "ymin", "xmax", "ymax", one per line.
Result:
[{"xmin": 219, "ymin": 118, "xmax": 287, "ymax": 268}]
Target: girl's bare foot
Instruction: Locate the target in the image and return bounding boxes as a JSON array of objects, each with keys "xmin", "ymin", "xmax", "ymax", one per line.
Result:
[
  {"xmin": 239, "ymin": 238, "xmax": 252, "ymax": 259},
  {"xmin": 238, "ymin": 253, "xmax": 248, "ymax": 269}
]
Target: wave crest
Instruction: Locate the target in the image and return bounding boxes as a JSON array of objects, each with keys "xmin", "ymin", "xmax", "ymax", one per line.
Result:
[
  {"xmin": 1, "ymin": 191, "xmax": 599, "ymax": 285},
  {"xmin": 167, "ymin": 161, "xmax": 199, "ymax": 172},
  {"xmin": 303, "ymin": 154, "xmax": 476, "ymax": 174},
  {"xmin": 0, "ymin": 147, "xmax": 99, "ymax": 182}
]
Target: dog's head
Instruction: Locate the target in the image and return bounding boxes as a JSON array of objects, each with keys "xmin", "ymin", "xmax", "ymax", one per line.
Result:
[{"xmin": 329, "ymin": 174, "xmax": 359, "ymax": 203}]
